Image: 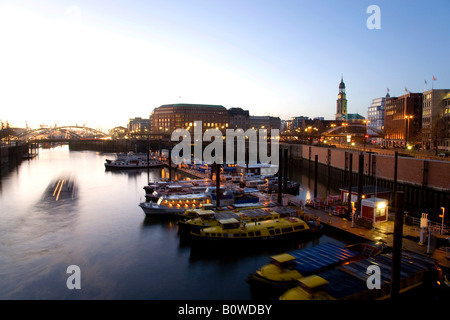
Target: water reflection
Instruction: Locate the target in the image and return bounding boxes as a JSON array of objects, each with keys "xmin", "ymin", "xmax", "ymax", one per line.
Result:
[{"xmin": 0, "ymin": 147, "xmax": 356, "ymax": 299}]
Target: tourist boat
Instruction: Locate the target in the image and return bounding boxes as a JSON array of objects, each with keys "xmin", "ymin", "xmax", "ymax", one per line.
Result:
[
  {"xmin": 144, "ymin": 182, "xmax": 210, "ymax": 202},
  {"xmin": 138, "ymin": 193, "xmax": 211, "ymax": 216},
  {"xmin": 41, "ymin": 175, "xmax": 77, "ymax": 202},
  {"xmin": 256, "ymin": 177, "xmax": 300, "ymax": 195},
  {"xmin": 279, "ymin": 251, "xmax": 439, "ymax": 300},
  {"xmin": 105, "ymin": 153, "xmax": 163, "ymax": 169},
  {"xmin": 189, "ymin": 216, "xmax": 321, "ymax": 245},
  {"xmin": 143, "ymin": 179, "xmax": 215, "ymax": 200},
  {"xmin": 246, "ymin": 242, "xmax": 383, "ymax": 296},
  {"xmin": 207, "ymin": 188, "xmax": 260, "ymax": 207},
  {"xmin": 177, "ymin": 207, "xmax": 283, "ymax": 235},
  {"xmin": 140, "ymin": 185, "xmax": 265, "ymax": 217}
]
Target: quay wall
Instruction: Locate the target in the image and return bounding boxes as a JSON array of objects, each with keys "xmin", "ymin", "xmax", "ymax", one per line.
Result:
[{"xmin": 284, "ymin": 144, "xmax": 450, "ymax": 191}]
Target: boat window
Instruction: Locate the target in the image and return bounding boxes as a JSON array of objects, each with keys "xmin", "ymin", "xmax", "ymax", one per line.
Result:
[
  {"xmin": 269, "ymin": 230, "xmax": 275, "ymax": 235},
  {"xmin": 240, "ymin": 233, "xmax": 247, "ymax": 237},
  {"xmin": 234, "ymin": 233, "xmax": 240, "ymax": 237},
  {"xmin": 248, "ymin": 232, "xmax": 254, "ymax": 237},
  {"xmin": 282, "ymin": 227, "xmax": 293, "ymax": 233},
  {"xmin": 294, "ymin": 225, "xmax": 305, "ymax": 230},
  {"xmin": 275, "ymin": 229, "xmax": 281, "ymax": 234},
  {"xmin": 211, "ymin": 233, "xmax": 216, "ymax": 237},
  {"xmin": 255, "ymin": 231, "xmax": 262, "ymax": 236}
]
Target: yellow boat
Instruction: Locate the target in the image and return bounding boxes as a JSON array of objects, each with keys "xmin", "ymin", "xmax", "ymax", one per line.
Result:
[
  {"xmin": 279, "ymin": 275, "xmax": 335, "ymax": 300},
  {"xmin": 189, "ymin": 216, "xmax": 320, "ymax": 244},
  {"xmin": 247, "ymin": 242, "xmax": 383, "ymax": 299},
  {"xmin": 178, "ymin": 207, "xmax": 283, "ymax": 235},
  {"xmin": 279, "ymin": 251, "xmax": 439, "ymax": 300}
]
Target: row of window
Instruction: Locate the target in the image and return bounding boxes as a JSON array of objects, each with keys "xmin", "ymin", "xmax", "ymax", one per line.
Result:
[{"xmin": 203, "ymin": 225, "xmax": 305, "ymax": 238}]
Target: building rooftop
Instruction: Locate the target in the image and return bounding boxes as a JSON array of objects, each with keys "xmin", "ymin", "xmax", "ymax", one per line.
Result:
[
  {"xmin": 158, "ymin": 103, "xmax": 226, "ymax": 109},
  {"xmin": 336, "ymin": 113, "xmax": 365, "ymax": 120}
]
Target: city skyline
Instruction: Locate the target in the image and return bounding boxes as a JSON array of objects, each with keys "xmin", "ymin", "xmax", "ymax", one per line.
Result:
[{"xmin": 1, "ymin": 0, "xmax": 449, "ymax": 130}]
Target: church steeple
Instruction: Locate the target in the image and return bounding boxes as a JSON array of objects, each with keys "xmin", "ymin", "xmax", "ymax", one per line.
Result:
[
  {"xmin": 339, "ymin": 74, "xmax": 345, "ymax": 92},
  {"xmin": 336, "ymin": 75, "xmax": 348, "ymax": 120}
]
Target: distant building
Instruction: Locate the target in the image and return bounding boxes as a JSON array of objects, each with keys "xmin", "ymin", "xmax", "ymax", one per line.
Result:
[
  {"xmin": 290, "ymin": 116, "xmax": 310, "ymax": 130},
  {"xmin": 228, "ymin": 107, "xmax": 250, "ymax": 130},
  {"xmin": 150, "ymin": 103, "xmax": 229, "ymax": 134},
  {"xmin": 367, "ymin": 97, "xmax": 385, "ymax": 144},
  {"xmin": 335, "ymin": 75, "xmax": 364, "ymax": 123},
  {"xmin": 421, "ymin": 89, "xmax": 450, "ymax": 151},
  {"xmin": 249, "ymin": 116, "xmax": 281, "ymax": 134},
  {"xmin": 384, "ymin": 92, "xmax": 423, "ymax": 147},
  {"xmin": 336, "ymin": 75, "xmax": 348, "ymax": 120},
  {"xmin": 128, "ymin": 117, "xmax": 150, "ymax": 133}
]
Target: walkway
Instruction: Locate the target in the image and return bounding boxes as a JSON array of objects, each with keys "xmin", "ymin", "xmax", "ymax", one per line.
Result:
[{"xmin": 299, "ymin": 202, "xmax": 450, "ymax": 269}]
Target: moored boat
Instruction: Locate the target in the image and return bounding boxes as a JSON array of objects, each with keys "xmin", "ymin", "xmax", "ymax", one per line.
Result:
[
  {"xmin": 279, "ymin": 251, "xmax": 439, "ymax": 300},
  {"xmin": 105, "ymin": 153, "xmax": 163, "ymax": 169},
  {"xmin": 189, "ymin": 216, "xmax": 321, "ymax": 246},
  {"xmin": 177, "ymin": 207, "xmax": 283, "ymax": 235},
  {"xmin": 139, "ymin": 193, "xmax": 211, "ymax": 216},
  {"xmin": 246, "ymin": 242, "xmax": 383, "ymax": 297}
]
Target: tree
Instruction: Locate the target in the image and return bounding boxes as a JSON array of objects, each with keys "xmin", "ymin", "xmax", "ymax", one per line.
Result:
[{"xmin": 431, "ymin": 116, "xmax": 446, "ymax": 155}]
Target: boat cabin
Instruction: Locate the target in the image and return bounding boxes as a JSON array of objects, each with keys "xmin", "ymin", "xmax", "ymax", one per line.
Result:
[
  {"xmin": 296, "ymin": 275, "xmax": 329, "ymax": 296},
  {"xmin": 218, "ymin": 218, "xmax": 241, "ymax": 230},
  {"xmin": 196, "ymin": 210, "xmax": 216, "ymax": 220},
  {"xmin": 270, "ymin": 253, "xmax": 296, "ymax": 269},
  {"xmin": 156, "ymin": 193, "xmax": 211, "ymax": 208}
]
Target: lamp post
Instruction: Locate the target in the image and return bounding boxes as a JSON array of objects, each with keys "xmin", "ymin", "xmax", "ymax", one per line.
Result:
[
  {"xmin": 404, "ymin": 115, "xmax": 413, "ymax": 148},
  {"xmin": 440, "ymin": 207, "xmax": 445, "ymax": 235},
  {"xmin": 363, "ymin": 120, "xmax": 370, "ymax": 151}
]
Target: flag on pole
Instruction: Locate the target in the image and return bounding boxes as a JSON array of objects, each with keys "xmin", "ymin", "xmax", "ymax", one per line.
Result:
[
  {"xmin": 405, "ymin": 88, "xmax": 408, "ymax": 92},
  {"xmin": 424, "ymin": 80, "xmax": 427, "ymax": 85},
  {"xmin": 387, "ymin": 88, "xmax": 389, "ymax": 92},
  {"xmin": 433, "ymin": 76, "xmax": 436, "ymax": 81}
]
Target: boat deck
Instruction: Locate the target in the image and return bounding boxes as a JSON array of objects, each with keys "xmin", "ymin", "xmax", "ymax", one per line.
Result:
[
  {"xmin": 287, "ymin": 243, "xmax": 360, "ymax": 275},
  {"xmin": 312, "ymin": 251, "xmax": 438, "ymax": 299}
]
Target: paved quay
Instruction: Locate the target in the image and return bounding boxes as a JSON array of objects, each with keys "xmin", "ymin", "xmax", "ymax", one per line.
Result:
[{"xmin": 300, "ymin": 204, "xmax": 450, "ymax": 270}]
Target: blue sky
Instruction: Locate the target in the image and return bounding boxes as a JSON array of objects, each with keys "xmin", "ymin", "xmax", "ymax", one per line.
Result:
[{"xmin": 0, "ymin": 0, "xmax": 449, "ymax": 130}]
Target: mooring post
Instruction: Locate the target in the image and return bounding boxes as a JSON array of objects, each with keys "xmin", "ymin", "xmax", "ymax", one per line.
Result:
[
  {"xmin": 314, "ymin": 154, "xmax": 318, "ymax": 199},
  {"xmin": 393, "ymin": 151, "xmax": 398, "ymax": 211},
  {"xmin": 283, "ymin": 148, "xmax": 288, "ymax": 194},
  {"xmin": 168, "ymin": 147, "xmax": 172, "ymax": 181},
  {"xmin": 357, "ymin": 152, "xmax": 364, "ymax": 214},
  {"xmin": 347, "ymin": 153, "xmax": 353, "ymax": 215},
  {"xmin": 216, "ymin": 163, "xmax": 221, "ymax": 208},
  {"xmin": 278, "ymin": 147, "xmax": 283, "ymax": 204},
  {"xmin": 390, "ymin": 191, "xmax": 405, "ymax": 300}
]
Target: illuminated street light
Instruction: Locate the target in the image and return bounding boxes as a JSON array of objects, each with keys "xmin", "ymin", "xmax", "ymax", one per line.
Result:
[{"xmin": 404, "ymin": 115, "xmax": 413, "ymax": 147}]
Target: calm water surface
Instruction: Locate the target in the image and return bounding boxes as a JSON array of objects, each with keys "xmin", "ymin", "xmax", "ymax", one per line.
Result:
[{"xmin": 0, "ymin": 146, "xmax": 349, "ymax": 299}]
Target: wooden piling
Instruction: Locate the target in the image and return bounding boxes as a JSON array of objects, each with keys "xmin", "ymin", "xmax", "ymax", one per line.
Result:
[{"xmin": 390, "ymin": 191, "xmax": 405, "ymax": 300}]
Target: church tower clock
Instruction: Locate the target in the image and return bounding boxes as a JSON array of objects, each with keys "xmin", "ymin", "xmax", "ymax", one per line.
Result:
[{"xmin": 336, "ymin": 75, "xmax": 348, "ymax": 120}]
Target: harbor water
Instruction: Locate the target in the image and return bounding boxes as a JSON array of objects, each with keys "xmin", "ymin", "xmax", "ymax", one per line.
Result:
[{"xmin": 0, "ymin": 145, "xmax": 352, "ymax": 300}]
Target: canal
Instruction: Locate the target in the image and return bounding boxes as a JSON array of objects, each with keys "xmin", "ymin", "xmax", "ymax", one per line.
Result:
[{"xmin": 0, "ymin": 146, "xmax": 356, "ymax": 299}]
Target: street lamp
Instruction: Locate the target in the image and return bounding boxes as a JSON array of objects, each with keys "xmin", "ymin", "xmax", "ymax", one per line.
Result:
[
  {"xmin": 404, "ymin": 115, "xmax": 413, "ymax": 148},
  {"xmin": 363, "ymin": 120, "xmax": 370, "ymax": 151},
  {"xmin": 440, "ymin": 207, "xmax": 445, "ymax": 235}
]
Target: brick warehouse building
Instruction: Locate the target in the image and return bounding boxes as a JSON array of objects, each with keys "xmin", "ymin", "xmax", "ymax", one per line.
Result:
[
  {"xmin": 384, "ymin": 92, "xmax": 423, "ymax": 148},
  {"xmin": 150, "ymin": 103, "xmax": 229, "ymax": 135}
]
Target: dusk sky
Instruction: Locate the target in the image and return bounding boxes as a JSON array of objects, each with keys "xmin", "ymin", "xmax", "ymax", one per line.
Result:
[{"xmin": 1, "ymin": 0, "xmax": 449, "ymax": 130}]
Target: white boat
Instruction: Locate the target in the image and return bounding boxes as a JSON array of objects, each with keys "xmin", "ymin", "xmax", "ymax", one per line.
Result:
[
  {"xmin": 105, "ymin": 153, "xmax": 163, "ymax": 169},
  {"xmin": 139, "ymin": 193, "xmax": 211, "ymax": 216}
]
